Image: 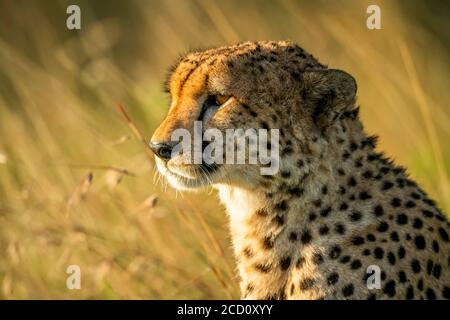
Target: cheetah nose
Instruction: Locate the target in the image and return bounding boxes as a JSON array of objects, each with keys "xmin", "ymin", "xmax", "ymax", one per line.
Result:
[{"xmin": 149, "ymin": 141, "xmax": 174, "ymax": 160}]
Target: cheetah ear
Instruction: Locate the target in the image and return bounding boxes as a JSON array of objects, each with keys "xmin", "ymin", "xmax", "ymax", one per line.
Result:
[{"xmin": 301, "ymin": 69, "xmax": 357, "ymax": 127}]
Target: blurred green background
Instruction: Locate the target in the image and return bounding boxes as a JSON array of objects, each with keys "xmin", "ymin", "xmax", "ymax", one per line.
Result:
[{"xmin": 0, "ymin": 0, "xmax": 449, "ymax": 299}]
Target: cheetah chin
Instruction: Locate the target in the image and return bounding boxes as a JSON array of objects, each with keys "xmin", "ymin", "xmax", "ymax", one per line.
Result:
[{"xmin": 160, "ymin": 163, "xmax": 220, "ymax": 191}]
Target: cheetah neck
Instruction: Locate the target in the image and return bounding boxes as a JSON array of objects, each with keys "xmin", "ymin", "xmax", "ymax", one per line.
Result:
[{"xmin": 216, "ymin": 117, "xmax": 403, "ymax": 299}]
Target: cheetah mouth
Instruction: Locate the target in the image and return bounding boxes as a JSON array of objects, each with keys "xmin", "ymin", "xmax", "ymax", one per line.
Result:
[{"xmin": 162, "ymin": 163, "xmax": 221, "ymax": 190}]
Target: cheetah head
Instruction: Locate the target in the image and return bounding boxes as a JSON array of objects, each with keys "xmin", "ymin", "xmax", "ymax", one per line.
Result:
[{"xmin": 150, "ymin": 41, "xmax": 356, "ymax": 191}]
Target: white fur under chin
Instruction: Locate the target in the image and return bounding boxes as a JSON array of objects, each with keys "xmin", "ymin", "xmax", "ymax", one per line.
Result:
[{"xmin": 215, "ymin": 184, "xmax": 266, "ymax": 239}]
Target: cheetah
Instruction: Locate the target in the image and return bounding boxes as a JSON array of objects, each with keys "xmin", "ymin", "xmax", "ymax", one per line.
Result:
[{"xmin": 150, "ymin": 41, "xmax": 450, "ymax": 300}]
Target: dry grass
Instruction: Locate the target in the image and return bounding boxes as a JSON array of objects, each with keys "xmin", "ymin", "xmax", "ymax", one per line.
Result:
[{"xmin": 0, "ymin": 0, "xmax": 448, "ymax": 299}]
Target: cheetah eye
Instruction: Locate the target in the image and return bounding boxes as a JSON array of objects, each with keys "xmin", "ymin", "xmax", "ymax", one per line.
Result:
[
  {"xmin": 203, "ymin": 95, "xmax": 230, "ymax": 108},
  {"xmin": 200, "ymin": 95, "xmax": 231, "ymax": 123}
]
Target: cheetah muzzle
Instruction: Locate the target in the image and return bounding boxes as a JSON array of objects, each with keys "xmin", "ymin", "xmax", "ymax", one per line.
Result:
[{"xmin": 150, "ymin": 41, "xmax": 450, "ymax": 300}]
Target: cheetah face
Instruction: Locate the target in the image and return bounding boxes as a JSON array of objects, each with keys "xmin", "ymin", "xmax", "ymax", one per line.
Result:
[
  {"xmin": 150, "ymin": 74, "xmax": 268, "ymax": 191},
  {"xmin": 150, "ymin": 41, "xmax": 356, "ymax": 191}
]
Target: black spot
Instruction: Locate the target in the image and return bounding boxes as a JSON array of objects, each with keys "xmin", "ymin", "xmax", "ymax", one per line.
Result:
[
  {"xmin": 398, "ymin": 247, "xmax": 406, "ymax": 259},
  {"xmin": 301, "ymin": 231, "xmax": 312, "ymax": 244},
  {"xmin": 359, "ymin": 191, "xmax": 372, "ymax": 200},
  {"xmin": 263, "ymin": 236, "xmax": 274, "ymax": 249},
  {"xmin": 367, "ymin": 234, "xmax": 376, "ymax": 242},
  {"xmin": 413, "ymin": 218, "xmax": 423, "ymax": 229},
  {"xmin": 383, "ymin": 280, "xmax": 396, "ymax": 297},
  {"xmin": 327, "ymin": 273, "xmax": 339, "ymax": 286},
  {"xmin": 351, "ymin": 236, "xmax": 365, "ymax": 245},
  {"xmin": 243, "ymin": 247, "xmax": 253, "ymax": 258},
  {"xmin": 275, "ymin": 200, "xmax": 288, "ymax": 211},
  {"xmin": 274, "ymin": 215, "xmax": 284, "ymax": 226},
  {"xmin": 348, "ymin": 177, "xmax": 357, "ymax": 187},
  {"xmin": 396, "ymin": 214, "xmax": 408, "ymax": 225},
  {"xmin": 422, "ymin": 210, "xmax": 434, "ymax": 218},
  {"xmin": 309, "ymin": 213, "xmax": 317, "ymax": 221},
  {"xmin": 351, "ymin": 260, "xmax": 362, "ymax": 269},
  {"xmin": 290, "ymin": 71, "xmax": 301, "ymax": 81},
  {"xmin": 335, "ymin": 224, "xmax": 346, "ymax": 235},
  {"xmin": 423, "ymin": 198, "xmax": 436, "ymax": 206},
  {"xmin": 398, "ymin": 271, "xmax": 407, "ymax": 283},
  {"xmin": 432, "ymin": 240, "xmax": 439, "ymax": 253},
  {"xmin": 443, "ymin": 287, "xmax": 450, "ymax": 299},
  {"xmin": 406, "ymin": 286, "xmax": 414, "ymax": 299},
  {"xmin": 410, "ymin": 192, "xmax": 421, "ymax": 200},
  {"xmin": 427, "ymin": 260, "xmax": 434, "ymax": 275},
  {"xmin": 382, "ymin": 181, "xmax": 394, "ymax": 190},
  {"xmin": 321, "ymin": 185, "xmax": 328, "ymax": 195},
  {"xmin": 362, "ymin": 170, "xmax": 373, "ymax": 179},
  {"xmin": 281, "ymin": 147, "xmax": 293, "ymax": 156},
  {"xmin": 313, "ymin": 199, "xmax": 322, "ymax": 208},
  {"xmin": 405, "ymin": 201, "xmax": 416, "ymax": 208},
  {"xmin": 363, "ymin": 249, "xmax": 371, "ymax": 256},
  {"xmin": 438, "ymin": 228, "xmax": 449, "ymax": 242},
  {"xmin": 417, "ymin": 279, "xmax": 424, "ymax": 291},
  {"xmin": 411, "ymin": 259, "xmax": 421, "ymax": 273},
  {"xmin": 280, "ymin": 256, "xmax": 291, "ymax": 270},
  {"xmin": 426, "ymin": 288, "xmax": 436, "ymax": 300},
  {"xmin": 390, "ymin": 231, "xmax": 400, "ymax": 242},
  {"xmin": 255, "ymin": 208, "xmax": 269, "ymax": 216},
  {"xmin": 391, "ymin": 198, "xmax": 402, "ymax": 207},
  {"xmin": 367, "ymin": 153, "xmax": 381, "ymax": 161},
  {"xmin": 299, "ymin": 277, "xmax": 315, "ymax": 290},
  {"xmin": 433, "ymin": 264, "xmax": 441, "ymax": 279},
  {"xmin": 255, "ymin": 263, "xmax": 272, "ymax": 273},
  {"xmin": 289, "ymin": 232, "xmax": 297, "ymax": 241},
  {"xmin": 260, "ymin": 121, "xmax": 269, "ymax": 130},
  {"xmin": 387, "ymin": 252, "xmax": 396, "ymax": 265},
  {"xmin": 350, "ymin": 211, "xmax": 362, "ymax": 221},
  {"xmin": 414, "ymin": 235, "xmax": 426, "ymax": 250},
  {"xmin": 280, "ymin": 171, "xmax": 291, "ymax": 179},
  {"xmin": 288, "ymin": 187, "xmax": 304, "ymax": 197},
  {"xmin": 342, "ymin": 284, "xmax": 354, "ymax": 297},
  {"xmin": 373, "ymin": 205, "xmax": 384, "ymax": 217},
  {"xmin": 374, "ymin": 247, "xmax": 384, "ymax": 259},
  {"xmin": 339, "ymin": 203, "xmax": 349, "ymax": 211},
  {"xmin": 377, "ymin": 222, "xmax": 389, "ymax": 232},
  {"xmin": 340, "ymin": 256, "xmax": 351, "ymax": 264},
  {"xmin": 329, "ymin": 246, "xmax": 341, "ymax": 259},
  {"xmin": 319, "ymin": 225, "xmax": 329, "ymax": 235},
  {"xmin": 396, "ymin": 178, "xmax": 405, "ymax": 188},
  {"xmin": 380, "ymin": 167, "xmax": 390, "ymax": 174},
  {"xmin": 313, "ymin": 253, "xmax": 324, "ymax": 265},
  {"xmin": 320, "ymin": 206, "xmax": 332, "ymax": 217},
  {"xmin": 296, "ymin": 257, "xmax": 305, "ymax": 269}
]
